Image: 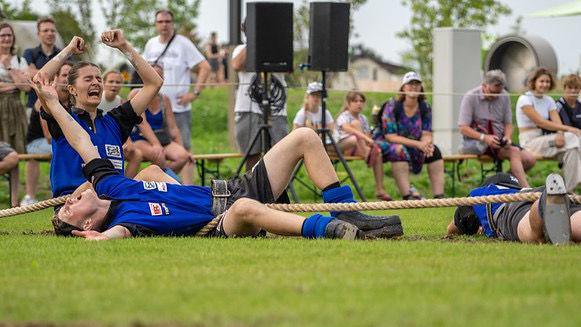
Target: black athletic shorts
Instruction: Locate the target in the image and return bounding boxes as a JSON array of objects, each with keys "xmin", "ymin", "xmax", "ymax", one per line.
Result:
[
  {"xmin": 205, "ymin": 159, "xmax": 290, "ymax": 237},
  {"xmin": 495, "ymin": 190, "xmax": 581, "ymax": 242}
]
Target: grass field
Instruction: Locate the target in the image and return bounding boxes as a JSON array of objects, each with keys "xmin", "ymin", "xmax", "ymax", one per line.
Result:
[{"xmin": 0, "ymin": 86, "xmax": 579, "ymax": 326}]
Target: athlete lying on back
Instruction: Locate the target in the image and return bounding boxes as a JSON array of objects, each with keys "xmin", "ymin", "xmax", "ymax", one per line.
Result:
[{"xmin": 31, "ymin": 74, "xmax": 403, "ymax": 241}]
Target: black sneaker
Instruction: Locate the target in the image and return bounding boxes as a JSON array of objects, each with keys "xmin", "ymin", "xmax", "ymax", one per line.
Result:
[
  {"xmin": 325, "ymin": 219, "xmax": 362, "ymax": 240},
  {"xmin": 540, "ymin": 174, "xmax": 571, "ymax": 245},
  {"xmin": 336, "ymin": 211, "xmax": 401, "ymax": 231}
]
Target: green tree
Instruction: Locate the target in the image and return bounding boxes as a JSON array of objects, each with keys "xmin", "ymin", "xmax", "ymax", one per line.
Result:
[
  {"xmin": 99, "ymin": 0, "xmax": 201, "ymax": 51},
  {"xmin": 0, "ymin": 0, "xmax": 38, "ymax": 20},
  {"xmin": 49, "ymin": 0, "xmax": 95, "ymax": 45},
  {"xmin": 398, "ymin": 0, "xmax": 511, "ymax": 89}
]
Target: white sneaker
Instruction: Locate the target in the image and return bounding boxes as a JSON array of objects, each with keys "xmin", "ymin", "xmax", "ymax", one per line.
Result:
[{"xmin": 21, "ymin": 195, "xmax": 38, "ymax": 206}]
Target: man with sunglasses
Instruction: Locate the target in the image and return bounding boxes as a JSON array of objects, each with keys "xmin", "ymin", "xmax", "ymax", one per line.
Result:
[{"xmin": 458, "ymin": 70, "xmax": 536, "ymax": 188}]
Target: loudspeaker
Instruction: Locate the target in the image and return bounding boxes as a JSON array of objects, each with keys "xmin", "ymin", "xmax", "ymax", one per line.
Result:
[
  {"xmin": 245, "ymin": 2, "xmax": 293, "ymax": 72},
  {"xmin": 308, "ymin": 2, "xmax": 350, "ymax": 72}
]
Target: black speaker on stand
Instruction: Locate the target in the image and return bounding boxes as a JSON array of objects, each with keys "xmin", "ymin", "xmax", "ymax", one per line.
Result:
[
  {"xmin": 290, "ymin": 2, "xmax": 366, "ymax": 201},
  {"xmin": 236, "ymin": 2, "xmax": 294, "ymax": 175}
]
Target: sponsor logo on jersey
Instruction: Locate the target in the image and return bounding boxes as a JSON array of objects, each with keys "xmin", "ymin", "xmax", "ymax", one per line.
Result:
[
  {"xmin": 149, "ymin": 202, "xmax": 163, "ymax": 216},
  {"xmin": 109, "ymin": 159, "xmax": 123, "ymax": 170},
  {"xmin": 149, "ymin": 202, "xmax": 169, "ymax": 216},
  {"xmin": 105, "ymin": 144, "xmax": 122, "ymax": 158},
  {"xmin": 143, "ymin": 181, "xmax": 157, "ymax": 190},
  {"xmin": 156, "ymin": 182, "xmax": 167, "ymax": 192}
]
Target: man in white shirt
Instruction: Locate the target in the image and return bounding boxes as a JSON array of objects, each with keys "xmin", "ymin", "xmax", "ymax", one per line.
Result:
[
  {"xmin": 143, "ymin": 9, "xmax": 210, "ymax": 182},
  {"xmin": 231, "ymin": 20, "xmax": 288, "ymax": 171}
]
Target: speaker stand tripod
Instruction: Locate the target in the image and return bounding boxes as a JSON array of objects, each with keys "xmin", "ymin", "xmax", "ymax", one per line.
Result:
[
  {"xmin": 288, "ymin": 71, "xmax": 367, "ymax": 202},
  {"xmin": 236, "ymin": 71, "xmax": 273, "ymax": 175}
]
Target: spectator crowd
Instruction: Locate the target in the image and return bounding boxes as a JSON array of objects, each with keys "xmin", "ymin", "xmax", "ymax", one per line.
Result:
[{"xmin": 1, "ymin": 13, "xmax": 581, "ymax": 209}]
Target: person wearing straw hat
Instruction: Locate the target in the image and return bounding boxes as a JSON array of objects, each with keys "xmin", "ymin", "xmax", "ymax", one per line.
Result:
[
  {"xmin": 448, "ymin": 172, "xmax": 581, "ymax": 245},
  {"xmin": 458, "ymin": 70, "xmax": 536, "ymax": 188},
  {"xmin": 32, "ymin": 73, "xmax": 403, "ymax": 241}
]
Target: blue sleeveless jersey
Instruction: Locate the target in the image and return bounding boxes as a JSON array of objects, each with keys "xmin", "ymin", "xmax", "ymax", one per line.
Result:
[
  {"xmin": 95, "ymin": 174, "xmax": 214, "ymax": 236},
  {"xmin": 130, "ymin": 109, "xmax": 164, "ymax": 142},
  {"xmin": 50, "ymin": 111, "xmax": 125, "ymax": 197},
  {"xmin": 469, "ymin": 185, "xmax": 520, "ymax": 237}
]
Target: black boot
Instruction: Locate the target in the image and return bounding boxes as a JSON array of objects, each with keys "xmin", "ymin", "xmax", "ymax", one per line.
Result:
[
  {"xmin": 325, "ymin": 219, "xmax": 362, "ymax": 240},
  {"xmin": 335, "ymin": 212, "xmax": 403, "ymax": 239}
]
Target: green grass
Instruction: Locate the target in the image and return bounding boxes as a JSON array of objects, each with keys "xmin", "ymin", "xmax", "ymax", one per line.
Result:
[
  {"xmin": 1, "ymin": 86, "xmax": 580, "ymax": 326},
  {"xmin": 1, "ymin": 208, "xmax": 580, "ymax": 326}
]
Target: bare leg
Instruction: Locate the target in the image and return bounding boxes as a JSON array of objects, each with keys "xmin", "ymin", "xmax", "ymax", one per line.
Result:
[
  {"xmin": 520, "ymin": 149, "xmax": 537, "ymax": 171},
  {"xmin": 222, "ymin": 198, "xmax": 304, "ymax": 236},
  {"xmin": 427, "ymin": 159, "xmax": 445, "ymax": 196},
  {"xmin": 338, "ymin": 136, "xmax": 357, "ymax": 156},
  {"xmin": 571, "ymin": 211, "xmax": 581, "ymax": 243},
  {"xmin": 133, "ymin": 140, "xmax": 166, "ymax": 168},
  {"xmin": 164, "ymin": 142, "xmax": 189, "ymax": 173},
  {"xmin": 498, "ymin": 146, "xmax": 530, "ymax": 188},
  {"xmin": 180, "ymin": 160, "xmax": 194, "ymax": 185},
  {"xmin": 25, "ymin": 160, "xmax": 39, "ymax": 199},
  {"xmin": 263, "ymin": 128, "xmax": 339, "ymax": 199},
  {"xmin": 391, "ymin": 161, "xmax": 410, "ymax": 197},
  {"xmin": 0, "ymin": 152, "xmax": 19, "ymax": 207},
  {"xmin": 372, "ymin": 159, "xmax": 387, "ymax": 195},
  {"xmin": 517, "ymin": 199, "xmax": 545, "ymax": 243}
]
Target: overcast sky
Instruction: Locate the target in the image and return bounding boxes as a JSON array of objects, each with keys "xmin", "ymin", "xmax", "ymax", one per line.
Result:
[{"xmin": 19, "ymin": 0, "xmax": 581, "ymax": 73}]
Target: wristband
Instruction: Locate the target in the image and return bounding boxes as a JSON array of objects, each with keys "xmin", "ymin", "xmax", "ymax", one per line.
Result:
[
  {"xmin": 479, "ymin": 133, "xmax": 485, "ymax": 141},
  {"xmin": 193, "ymin": 89, "xmax": 201, "ymax": 96}
]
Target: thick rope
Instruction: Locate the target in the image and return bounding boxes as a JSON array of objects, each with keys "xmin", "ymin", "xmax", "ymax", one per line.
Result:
[
  {"xmin": 266, "ymin": 193, "xmax": 581, "ymax": 212},
  {"xmin": 2, "ymin": 193, "xmax": 580, "ymax": 236}
]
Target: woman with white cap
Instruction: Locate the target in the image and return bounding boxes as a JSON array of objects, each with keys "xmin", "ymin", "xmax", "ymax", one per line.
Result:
[{"xmin": 374, "ymin": 72, "xmax": 445, "ymax": 200}]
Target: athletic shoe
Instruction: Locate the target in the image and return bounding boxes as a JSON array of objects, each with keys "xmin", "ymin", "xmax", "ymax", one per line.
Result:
[
  {"xmin": 336, "ymin": 211, "xmax": 401, "ymax": 231},
  {"xmin": 325, "ymin": 219, "xmax": 362, "ymax": 240},
  {"xmin": 540, "ymin": 174, "xmax": 571, "ymax": 245},
  {"xmin": 21, "ymin": 195, "xmax": 38, "ymax": 206},
  {"xmin": 360, "ymin": 223, "xmax": 404, "ymax": 239}
]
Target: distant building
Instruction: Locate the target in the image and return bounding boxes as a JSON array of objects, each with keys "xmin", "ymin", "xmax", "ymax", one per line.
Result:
[{"xmin": 330, "ymin": 54, "xmax": 408, "ymax": 92}]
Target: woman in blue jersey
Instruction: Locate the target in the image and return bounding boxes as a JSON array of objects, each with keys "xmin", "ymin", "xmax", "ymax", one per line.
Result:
[
  {"xmin": 32, "ymin": 76, "xmax": 403, "ymax": 241},
  {"xmin": 127, "ymin": 64, "xmax": 190, "ymax": 178},
  {"xmin": 35, "ymin": 30, "xmax": 163, "ymax": 198}
]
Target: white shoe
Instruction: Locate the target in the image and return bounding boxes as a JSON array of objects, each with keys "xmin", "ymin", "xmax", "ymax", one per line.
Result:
[{"xmin": 21, "ymin": 195, "xmax": 38, "ymax": 206}]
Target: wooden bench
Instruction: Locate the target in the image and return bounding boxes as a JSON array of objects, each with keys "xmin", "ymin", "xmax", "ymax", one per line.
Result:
[
  {"xmin": 17, "ymin": 153, "xmax": 51, "ymax": 161},
  {"xmin": 10, "ymin": 152, "xmax": 243, "ymax": 188},
  {"xmin": 443, "ymin": 153, "xmax": 549, "ymax": 195},
  {"xmin": 190, "ymin": 153, "xmax": 243, "ymax": 186}
]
